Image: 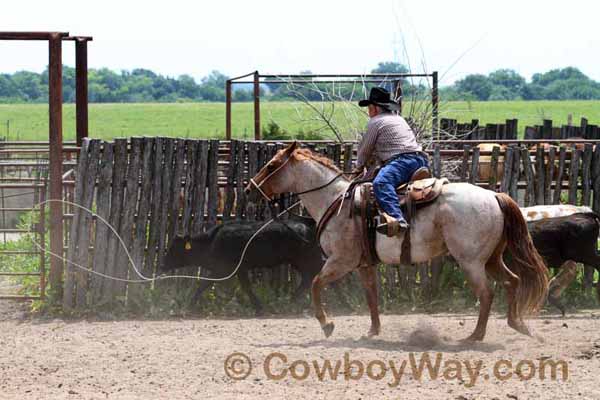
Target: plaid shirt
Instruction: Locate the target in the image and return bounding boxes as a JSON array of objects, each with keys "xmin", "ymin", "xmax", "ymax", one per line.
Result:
[{"xmin": 356, "ymin": 113, "xmax": 422, "ymax": 169}]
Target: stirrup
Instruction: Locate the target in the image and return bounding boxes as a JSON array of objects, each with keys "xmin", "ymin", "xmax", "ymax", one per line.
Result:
[{"xmin": 376, "ymin": 214, "xmax": 408, "ymax": 237}]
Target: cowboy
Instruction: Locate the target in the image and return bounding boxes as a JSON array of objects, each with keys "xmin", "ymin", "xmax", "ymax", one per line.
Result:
[{"xmin": 354, "ymin": 87, "xmax": 429, "ymax": 237}]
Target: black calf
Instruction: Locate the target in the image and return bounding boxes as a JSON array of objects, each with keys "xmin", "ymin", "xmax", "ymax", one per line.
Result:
[
  {"xmin": 162, "ymin": 215, "xmax": 330, "ymax": 314},
  {"xmin": 526, "ymin": 212, "xmax": 600, "ymax": 314}
]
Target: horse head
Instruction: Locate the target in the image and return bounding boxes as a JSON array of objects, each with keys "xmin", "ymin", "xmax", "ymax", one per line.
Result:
[{"xmin": 244, "ymin": 141, "xmax": 301, "ymax": 201}]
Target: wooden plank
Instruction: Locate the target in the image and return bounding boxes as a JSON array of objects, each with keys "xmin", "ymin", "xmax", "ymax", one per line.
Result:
[
  {"xmin": 343, "ymin": 143, "xmax": 354, "ymax": 173},
  {"xmin": 235, "ymin": 141, "xmax": 247, "ymax": 219},
  {"xmin": 433, "ymin": 145, "xmax": 441, "ymax": 179},
  {"xmin": 461, "ymin": 145, "xmax": 470, "ymax": 181},
  {"xmin": 488, "ymin": 145, "xmax": 500, "ymax": 190},
  {"xmin": 509, "ymin": 146, "xmax": 520, "ymax": 201},
  {"xmin": 535, "ymin": 147, "xmax": 545, "ymax": 205},
  {"xmin": 521, "ymin": 147, "xmax": 535, "ymax": 206},
  {"xmin": 182, "ymin": 140, "xmax": 199, "ymax": 235},
  {"xmin": 103, "ymin": 138, "xmax": 128, "ymax": 301},
  {"xmin": 191, "ymin": 140, "xmax": 209, "ymax": 234},
  {"xmin": 114, "ymin": 137, "xmax": 143, "ymax": 297},
  {"xmin": 255, "ymin": 142, "xmax": 269, "ymax": 220},
  {"xmin": 74, "ymin": 139, "xmax": 101, "ymax": 308},
  {"xmin": 568, "ymin": 146, "xmax": 580, "ymax": 205},
  {"xmin": 223, "ymin": 140, "xmax": 237, "ymax": 220},
  {"xmin": 542, "ymin": 119, "xmax": 552, "ymax": 139},
  {"xmin": 582, "ymin": 143, "xmax": 593, "ymax": 206},
  {"xmin": 91, "ymin": 142, "xmax": 114, "ymax": 304},
  {"xmin": 157, "ymin": 139, "xmax": 175, "ymax": 270},
  {"xmin": 206, "ymin": 140, "xmax": 220, "ymax": 227},
  {"xmin": 469, "ymin": 146, "xmax": 479, "ymax": 184},
  {"xmin": 553, "ymin": 146, "xmax": 567, "ymax": 204},
  {"xmin": 145, "ymin": 137, "xmax": 164, "ymax": 275},
  {"xmin": 544, "ymin": 146, "xmax": 556, "ymax": 205},
  {"xmin": 63, "ymin": 138, "xmax": 91, "ymax": 309},
  {"xmin": 499, "ymin": 146, "xmax": 514, "ymax": 194},
  {"xmin": 592, "ymin": 145, "xmax": 600, "ymax": 212},
  {"xmin": 246, "ymin": 141, "xmax": 259, "ymax": 222},
  {"xmin": 168, "ymin": 139, "xmax": 186, "ymax": 241},
  {"xmin": 132, "ymin": 138, "xmax": 155, "ymax": 277}
]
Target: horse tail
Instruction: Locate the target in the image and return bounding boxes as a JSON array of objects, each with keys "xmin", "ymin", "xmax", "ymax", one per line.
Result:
[{"xmin": 495, "ymin": 193, "xmax": 549, "ymax": 317}]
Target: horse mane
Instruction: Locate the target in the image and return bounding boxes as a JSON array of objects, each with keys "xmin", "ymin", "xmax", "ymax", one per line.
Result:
[{"xmin": 292, "ymin": 148, "xmax": 343, "ymax": 174}]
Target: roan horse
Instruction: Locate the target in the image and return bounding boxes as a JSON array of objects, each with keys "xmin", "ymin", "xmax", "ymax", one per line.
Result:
[{"xmin": 245, "ymin": 142, "xmax": 549, "ymax": 341}]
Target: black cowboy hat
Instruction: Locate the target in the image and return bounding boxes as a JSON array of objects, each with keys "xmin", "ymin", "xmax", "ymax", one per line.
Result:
[{"xmin": 358, "ymin": 87, "xmax": 400, "ymax": 112}]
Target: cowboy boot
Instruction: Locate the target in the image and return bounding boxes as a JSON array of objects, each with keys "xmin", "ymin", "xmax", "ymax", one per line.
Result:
[{"xmin": 376, "ymin": 213, "xmax": 409, "ymax": 237}]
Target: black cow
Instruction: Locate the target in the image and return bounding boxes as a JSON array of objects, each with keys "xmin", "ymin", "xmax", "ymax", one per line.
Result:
[
  {"xmin": 526, "ymin": 212, "xmax": 600, "ymax": 315},
  {"xmin": 161, "ymin": 215, "xmax": 333, "ymax": 314}
]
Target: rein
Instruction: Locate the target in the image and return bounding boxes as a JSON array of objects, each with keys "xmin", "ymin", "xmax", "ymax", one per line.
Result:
[{"xmin": 249, "ymin": 150, "xmax": 348, "ymax": 202}]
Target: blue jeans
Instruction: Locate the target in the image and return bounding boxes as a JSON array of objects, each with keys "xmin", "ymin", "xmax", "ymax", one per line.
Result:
[{"xmin": 373, "ymin": 153, "xmax": 429, "ymax": 221}]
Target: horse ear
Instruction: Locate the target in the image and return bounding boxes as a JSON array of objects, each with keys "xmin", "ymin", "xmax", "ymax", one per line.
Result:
[{"xmin": 285, "ymin": 141, "xmax": 299, "ymax": 155}]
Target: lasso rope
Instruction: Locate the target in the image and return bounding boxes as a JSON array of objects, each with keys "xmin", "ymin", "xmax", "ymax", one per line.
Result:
[{"xmin": 27, "ymin": 199, "xmax": 302, "ymax": 284}]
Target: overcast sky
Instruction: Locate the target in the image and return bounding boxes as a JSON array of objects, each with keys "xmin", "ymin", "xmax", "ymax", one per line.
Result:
[{"xmin": 1, "ymin": 0, "xmax": 598, "ymax": 86}]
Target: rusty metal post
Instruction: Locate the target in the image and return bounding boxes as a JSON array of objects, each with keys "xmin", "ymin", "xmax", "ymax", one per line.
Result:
[
  {"xmin": 253, "ymin": 71, "xmax": 261, "ymax": 140},
  {"xmin": 48, "ymin": 33, "xmax": 64, "ymax": 301},
  {"xmin": 432, "ymin": 71, "xmax": 439, "ymax": 139},
  {"xmin": 39, "ymin": 177, "xmax": 47, "ymax": 300},
  {"xmin": 75, "ymin": 39, "xmax": 89, "ymax": 146},
  {"xmin": 225, "ymin": 79, "xmax": 232, "ymax": 140}
]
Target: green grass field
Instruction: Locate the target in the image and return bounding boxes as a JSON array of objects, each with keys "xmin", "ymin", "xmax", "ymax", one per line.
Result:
[{"xmin": 0, "ymin": 100, "xmax": 598, "ymax": 141}]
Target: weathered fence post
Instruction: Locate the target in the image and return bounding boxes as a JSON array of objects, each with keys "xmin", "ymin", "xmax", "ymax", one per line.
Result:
[
  {"xmin": 461, "ymin": 145, "xmax": 471, "ymax": 181},
  {"xmin": 103, "ymin": 138, "xmax": 128, "ymax": 302},
  {"xmin": 206, "ymin": 140, "xmax": 220, "ymax": 228},
  {"xmin": 582, "ymin": 144, "xmax": 593, "ymax": 206},
  {"xmin": 553, "ymin": 146, "xmax": 567, "ymax": 204},
  {"xmin": 91, "ymin": 141, "xmax": 114, "ymax": 304},
  {"xmin": 469, "ymin": 146, "xmax": 480, "ymax": 185},
  {"xmin": 509, "ymin": 146, "xmax": 520, "ymax": 200},
  {"xmin": 535, "ymin": 147, "xmax": 545, "ymax": 205},
  {"xmin": 592, "ymin": 145, "xmax": 600, "ymax": 212},
  {"xmin": 191, "ymin": 140, "xmax": 209, "ymax": 235},
  {"xmin": 488, "ymin": 145, "xmax": 500, "ymax": 190},
  {"xmin": 545, "ymin": 146, "xmax": 556, "ymax": 205},
  {"xmin": 568, "ymin": 146, "xmax": 581, "ymax": 205},
  {"xmin": 521, "ymin": 147, "xmax": 535, "ymax": 206},
  {"xmin": 499, "ymin": 146, "xmax": 514, "ymax": 194},
  {"xmin": 432, "ymin": 145, "xmax": 441, "ymax": 179},
  {"xmin": 145, "ymin": 137, "xmax": 164, "ymax": 276}
]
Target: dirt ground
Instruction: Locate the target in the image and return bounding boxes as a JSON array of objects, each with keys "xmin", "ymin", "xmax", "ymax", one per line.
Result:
[{"xmin": 1, "ymin": 302, "xmax": 600, "ymax": 400}]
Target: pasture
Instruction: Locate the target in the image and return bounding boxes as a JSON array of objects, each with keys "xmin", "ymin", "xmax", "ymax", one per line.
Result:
[{"xmin": 0, "ymin": 100, "xmax": 599, "ymax": 141}]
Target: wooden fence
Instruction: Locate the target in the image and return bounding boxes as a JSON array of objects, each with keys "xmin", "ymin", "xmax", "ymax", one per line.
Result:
[
  {"xmin": 63, "ymin": 136, "xmax": 600, "ymax": 310},
  {"xmin": 440, "ymin": 116, "xmax": 599, "ymax": 141}
]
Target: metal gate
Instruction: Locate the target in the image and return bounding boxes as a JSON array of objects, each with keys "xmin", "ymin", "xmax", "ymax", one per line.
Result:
[{"xmin": 0, "ymin": 141, "xmax": 77, "ymax": 301}]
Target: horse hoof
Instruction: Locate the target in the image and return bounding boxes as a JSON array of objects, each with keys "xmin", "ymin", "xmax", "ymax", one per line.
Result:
[
  {"xmin": 367, "ymin": 328, "xmax": 380, "ymax": 338},
  {"xmin": 322, "ymin": 322, "xmax": 335, "ymax": 338}
]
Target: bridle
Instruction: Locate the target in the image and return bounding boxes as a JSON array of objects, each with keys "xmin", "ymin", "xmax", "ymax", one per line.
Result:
[{"xmin": 249, "ymin": 152, "xmax": 347, "ymax": 203}]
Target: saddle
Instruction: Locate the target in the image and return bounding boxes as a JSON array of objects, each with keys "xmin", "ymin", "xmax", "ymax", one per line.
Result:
[{"xmin": 353, "ymin": 167, "xmax": 449, "ymax": 265}]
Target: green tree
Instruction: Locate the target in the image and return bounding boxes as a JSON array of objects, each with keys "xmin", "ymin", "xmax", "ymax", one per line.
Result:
[{"xmin": 455, "ymin": 74, "xmax": 493, "ymax": 100}]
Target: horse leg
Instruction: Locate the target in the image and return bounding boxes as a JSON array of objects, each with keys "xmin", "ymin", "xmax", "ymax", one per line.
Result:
[
  {"xmin": 238, "ymin": 268, "xmax": 263, "ymax": 315},
  {"xmin": 548, "ymin": 261, "xmax": 577, "ymax": 316},
  {"xmin": 190, "ymin": 278, "xmax": 214, "ymax": 306},
  {"xmin": 461, "ymin": 261, "xmax": 494, "ymax": 341},
  {"xmin": 311, "ymin": 257, "xmax": 355, "ymax": 338},
  {"xmin": 483, "ymin": 242, "xmax": 529, "ymax": 335},
  {"xmin": 499, "ymin": 262, "xmax": 530, "ymax": 336},
  {"xmin": 357, "ymin": 265, "xmax": 381, "ymax": 337},
  {"xmin": 291, "ymin": 270, "xmax": 311, "ymax": 301}
]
